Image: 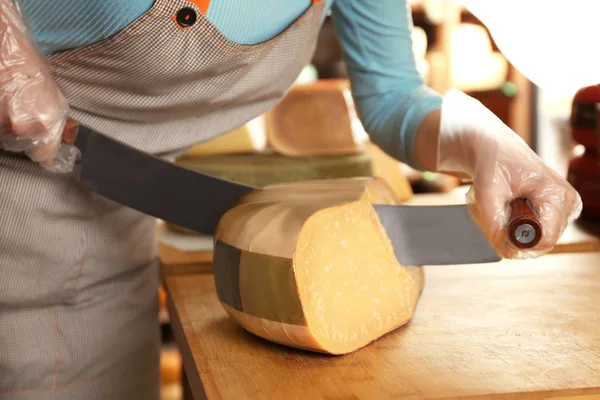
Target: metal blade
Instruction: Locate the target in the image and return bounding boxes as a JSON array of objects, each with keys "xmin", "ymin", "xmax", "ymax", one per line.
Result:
[
  {"xmin": 72, "ymin": 125, "xmax": 255, "ymax": 234},
  {"xmin": 373, "ymin": 204, "xmax": 501, "ymax": 266}
]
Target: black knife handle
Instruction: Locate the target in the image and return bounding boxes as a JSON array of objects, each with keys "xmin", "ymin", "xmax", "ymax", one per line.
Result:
[{"xmin": 508, "ymin": 198, "xmax": 542, "ymax": 249}]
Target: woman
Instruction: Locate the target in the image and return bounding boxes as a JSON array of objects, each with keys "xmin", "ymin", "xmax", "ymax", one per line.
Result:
[{"xmin": 0, "ymin": 0, "xmax": 581, "ymax": 399}]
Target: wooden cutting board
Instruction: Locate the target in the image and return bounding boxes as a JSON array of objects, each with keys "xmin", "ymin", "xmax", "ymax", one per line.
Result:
[{"xmin": 163, "ymin": 252, "xmax": 600, "ymax": 400}]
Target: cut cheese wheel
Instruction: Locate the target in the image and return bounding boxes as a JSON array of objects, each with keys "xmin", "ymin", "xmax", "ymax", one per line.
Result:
[
  {"xmin": 169, "ymin": 153, "xmax": 374, "ymax": 234},
  {"xmin": 213, "ymin": 177, "xmax": 424, "ymax": 355},
  {"xmin": 180, "ymin": 116, "xmax": 266, "ymax": 157},
  {"xmin": 266, "ymin": 79, "xmax": 369, "ymax": 157}
]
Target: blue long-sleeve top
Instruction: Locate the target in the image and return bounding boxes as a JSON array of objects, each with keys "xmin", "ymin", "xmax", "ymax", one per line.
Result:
[{"xmin": 20, "ymin": 0, "xmax": 442, "ymax": 170}]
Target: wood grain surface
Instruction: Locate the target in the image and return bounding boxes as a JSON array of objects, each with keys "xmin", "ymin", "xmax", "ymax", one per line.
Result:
[{"xmin": 163, "ymin": 252, "xmax": 600, "ymax": 400}]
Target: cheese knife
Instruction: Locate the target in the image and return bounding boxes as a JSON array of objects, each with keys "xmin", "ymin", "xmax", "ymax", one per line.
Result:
[{"xmin": 61, "ymin": 121, "xmax": 542, "ymax": 266}]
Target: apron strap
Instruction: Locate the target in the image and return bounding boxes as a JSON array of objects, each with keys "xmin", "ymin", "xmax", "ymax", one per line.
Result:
[{"xmin": 187, "ymin": 0, "xmax": 210, "ymax": 15}]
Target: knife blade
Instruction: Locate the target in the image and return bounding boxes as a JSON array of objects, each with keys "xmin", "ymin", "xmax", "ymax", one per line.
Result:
[
  {"xmin": 62, "ymin": 121, "xmax": 255, "ymax": 234},
  {"xmin": 373, "ymin": 203, "xmax": 500, "ymax": 265},
  {"xmin": 371, "ymin": 197, "xmax": 542, "ymax": 266},
  {"xmin": 61, "ymin": 121, "xmax": 542, "ymax": 266}
]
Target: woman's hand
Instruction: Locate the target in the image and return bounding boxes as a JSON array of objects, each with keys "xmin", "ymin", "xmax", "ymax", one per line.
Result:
[
  {"xmin": 0, "ymin": 0, "xmax": 69, "ymax": 168},
  {"xmin": 436, "ymin": 89, "xmax": 582, "ymax": 259}
]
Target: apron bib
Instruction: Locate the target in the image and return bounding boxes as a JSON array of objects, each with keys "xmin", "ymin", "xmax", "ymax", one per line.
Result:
[
  {"xmin": 48, "ymin": 0, "xmax": 326, "ymax": 156},
  {"xmin": 0, "ymin": 1, "xmax": 325, "ymax": 397}
]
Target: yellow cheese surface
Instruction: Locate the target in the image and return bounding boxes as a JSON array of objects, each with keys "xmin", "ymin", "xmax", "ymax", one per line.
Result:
[{"xmin": 214, "ymin": 177, "xmax": 424, "ymax": 355}]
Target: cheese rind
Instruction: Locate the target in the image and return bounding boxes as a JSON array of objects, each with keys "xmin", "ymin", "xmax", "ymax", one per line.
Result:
[
  {"xmin": 214, "ymin": 177, "xmax": 424, "ymax": 355},
  {"xmin": 265, "ymin": 79, "xmax": 369, "ymax": 157}
]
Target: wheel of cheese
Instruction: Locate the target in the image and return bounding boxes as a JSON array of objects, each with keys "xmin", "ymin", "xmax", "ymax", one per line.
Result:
[
  {"xmin": 265, "ymin": 79, "xmax": 369, "ymax": 157},
  {"xmin": 170, "ymin": 152, "xmax": 374, "ymax": 234},
  {"xmin": 213, "ymin": 177, "xmax": 425, "ymax": 355},
  {"xmin": 181, "ymin": 116, "xmax": 267, "ymax": 157}
]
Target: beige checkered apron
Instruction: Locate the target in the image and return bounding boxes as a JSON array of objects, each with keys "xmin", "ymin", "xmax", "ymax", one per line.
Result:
[{"xmin": 0, "ymin": 0, "xmax": 325, "ymax": 398}]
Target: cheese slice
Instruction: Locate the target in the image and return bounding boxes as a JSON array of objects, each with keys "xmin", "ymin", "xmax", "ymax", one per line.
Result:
[
  {"xmin": 265, "ymin": 79, "xmax": 369, "ymax": 157},
  {"xmin": 213, "ymin": 177, "xmax": 424, "ymax": 355}
]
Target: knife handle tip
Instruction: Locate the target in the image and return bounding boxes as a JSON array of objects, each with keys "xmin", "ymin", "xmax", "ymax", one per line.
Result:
[
  {"xmin": 508, "ymin": 198, "xmax": 542, "ymax": 249},
  {"xmin": 61, "ymin": 118, "xmax": 80, "ymax": 145}
]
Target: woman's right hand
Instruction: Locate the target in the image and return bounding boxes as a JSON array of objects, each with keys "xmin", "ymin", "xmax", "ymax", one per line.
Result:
[
  {"xmin": 436, "ymin": 89, "xmax": 582, "ymax": 259},
  {"xmin": 0, "ymin": 0, "xmax": 69, "ymax": 166}
]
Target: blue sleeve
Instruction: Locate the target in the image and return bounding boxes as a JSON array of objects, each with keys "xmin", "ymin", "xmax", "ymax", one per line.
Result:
[
  {"xmin": 330, "ymin": 0, "xmax": 442, "ymax": 171},
  {"xmin": 21, "ymin": 0, "xmax": 155, "ymax": 54}
]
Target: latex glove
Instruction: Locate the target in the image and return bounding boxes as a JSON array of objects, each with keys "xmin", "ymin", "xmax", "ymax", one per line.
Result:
[
  {"xmin": 0, "ymin": 0, "xmax": 75, "ymax": 172},
  {"xmin": 437, "ymin": 89, "xmax": 582, "ymax": 259}
]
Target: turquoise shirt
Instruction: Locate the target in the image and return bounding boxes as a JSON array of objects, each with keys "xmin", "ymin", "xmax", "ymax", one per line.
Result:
[{"xmin": 19, "ymin": 0, "xmax": 442, "ymax": 170}]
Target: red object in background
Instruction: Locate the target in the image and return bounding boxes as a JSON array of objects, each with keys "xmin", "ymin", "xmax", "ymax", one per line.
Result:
[{"xmin": 568, "ymin": 84, "xmax": 600, "ymax": 218}]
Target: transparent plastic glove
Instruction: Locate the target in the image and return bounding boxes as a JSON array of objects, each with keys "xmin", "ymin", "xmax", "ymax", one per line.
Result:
[
  {"xmin": 0, "ymin": 0, "xmax": 73, "ymax": 172},
  {"xmin": 437, "ymin": 89, "xmax": 582, "ymax": 259}
]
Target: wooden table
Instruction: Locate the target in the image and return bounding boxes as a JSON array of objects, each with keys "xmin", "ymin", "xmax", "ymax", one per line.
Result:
[{"xmin": 161, "ymin": 252, "xmax": 600, "ymax": 400}]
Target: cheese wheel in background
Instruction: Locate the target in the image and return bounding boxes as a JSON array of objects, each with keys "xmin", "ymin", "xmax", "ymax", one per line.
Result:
[
  {"xmin": 265, "ymin": 79, "xmax": 369, "ymax": 157},
  {"xmin": 180, "ymin": 116, "xmax": 267, "ymax": 158},
  {"xmin": 295, "ymin": 64, "xmax": 319, "ymax": 84},
  {"xmin": 181, "ymin": 62, "xmax": 318, "ymax": 158},
  {"xmin": 426, "ymin": 24, "xmax": 508, "ymax": 93},
  {"xmin": 450, "ymin": 24, "xmax": 508, "ymax": 92},
  {"xmin": 365, "ymin": 142, "xmax": 414, "ymax": 202},
  {"xmin": 176, "ymin": 152, "xmax": 373, "ymax": 188},
  {"xmin": 213, "ymin": 177, "xmax": 424, "ymax": 355}
]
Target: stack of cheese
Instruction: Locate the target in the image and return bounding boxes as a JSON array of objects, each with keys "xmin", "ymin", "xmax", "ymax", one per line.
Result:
[
  {"xmin": 171, "ymin": 68, "xmax": 413, "ymax": 234},
  {"xmin": 176, "ymin": 80, "xmax": 376, "ymax": 190}
]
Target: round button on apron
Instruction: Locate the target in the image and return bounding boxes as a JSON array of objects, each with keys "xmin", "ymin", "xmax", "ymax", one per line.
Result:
[{"xmin": 176, "ymin": 8, "xmax": 197, "ymax": 27}]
